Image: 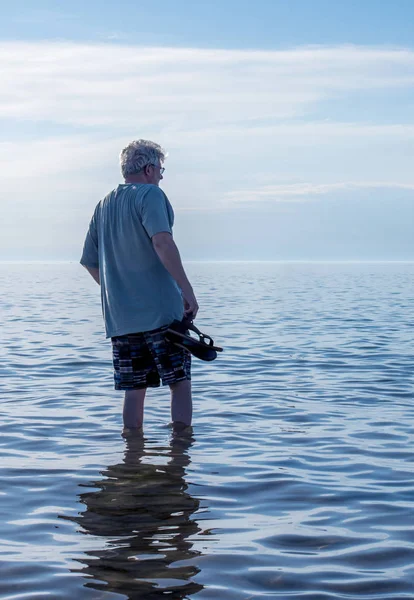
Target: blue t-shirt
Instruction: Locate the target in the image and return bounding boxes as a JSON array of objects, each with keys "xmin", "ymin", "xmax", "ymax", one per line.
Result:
[{"xmin": 80, "ymin": 183, "xmax": 184, "ymax": 338}]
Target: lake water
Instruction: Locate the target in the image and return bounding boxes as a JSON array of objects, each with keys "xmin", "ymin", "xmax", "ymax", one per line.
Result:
[{"xmin": 1, "ymin": 261, "xmax": 414, "ymax": 599}]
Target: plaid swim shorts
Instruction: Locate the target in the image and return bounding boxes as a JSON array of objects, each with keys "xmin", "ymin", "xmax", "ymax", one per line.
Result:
[{"xmin": 111, "ymin": 324, "xmax": 191, "ymax": 390}]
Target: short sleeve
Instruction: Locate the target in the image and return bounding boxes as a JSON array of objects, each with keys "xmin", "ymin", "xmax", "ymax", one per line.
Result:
[
  {"xmin": 140, "ymin": 186, "xmax": 173, "ymax": 239},
  {"xmin": 80, "ymin": 207, "xmax": 99, "ymax": 268}
]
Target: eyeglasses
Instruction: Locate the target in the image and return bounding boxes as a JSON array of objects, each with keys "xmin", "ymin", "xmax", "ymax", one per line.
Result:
[{"xmin": 150, "ymin": 164, "xmax": 165, "ymax": 175}]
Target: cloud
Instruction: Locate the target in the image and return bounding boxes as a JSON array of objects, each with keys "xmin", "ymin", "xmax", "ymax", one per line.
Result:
[
  {"xmin": 103, "ymin": 32, "xmax": 130, "ymax": 41},
  {"xmin": 1, "ymin": 41, "xmax": 414, "ymax": 258},
  {"xmin": 223, "ymin": 181, "xmax": 414, "ymax": 205},
  {"xmin": 1, "ymin": 42, "xmax": 414, "ymax": 129},
  {"xmin": 1, "ymin": 123, "xmax": 414, "ymax": 216}
]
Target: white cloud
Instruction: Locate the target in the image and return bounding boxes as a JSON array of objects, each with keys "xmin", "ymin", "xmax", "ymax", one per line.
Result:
[
  {"xmin": 1, "ymin": 42, "xmax": 414, "ymax": 128},
  {"xmin": 1, "ymin": 123, "xmax": 414, "ymax": 215},
  {"xmin": 223, "ymin": 181, "xmax": 414, "ymax": 205},
  {"xmin": 1, "ymin": 41, "xmax": 414, "ymax": 258}
]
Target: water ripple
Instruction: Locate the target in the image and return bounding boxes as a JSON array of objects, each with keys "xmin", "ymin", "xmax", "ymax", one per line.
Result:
[{"xmin": 0, "ymin": 262, "xmax": 414, "ymax": 598}]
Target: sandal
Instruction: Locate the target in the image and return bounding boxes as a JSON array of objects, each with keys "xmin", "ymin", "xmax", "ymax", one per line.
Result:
[{"xmin": 165, "ymin": 316, "xmax": 223, "ymax": 362}]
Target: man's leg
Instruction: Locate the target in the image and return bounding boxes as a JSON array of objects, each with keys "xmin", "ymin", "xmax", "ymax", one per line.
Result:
[
  {"xmin": 170, "ymin": 379, "xmax": 192, "ymax": 427},
  {"xmin": 123, "ymin": 388, "xmax": 146, "ymax": 429}
]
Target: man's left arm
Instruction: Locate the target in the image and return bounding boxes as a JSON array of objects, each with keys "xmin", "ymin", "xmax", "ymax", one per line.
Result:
[{"xmin": 80, "ymin": 208, "xmax": 100, "ymax": 284}]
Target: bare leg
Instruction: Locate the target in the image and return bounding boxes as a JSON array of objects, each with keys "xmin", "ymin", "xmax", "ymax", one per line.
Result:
[
  {"xmin": 170, "ymin": 379, "xmax": 192, "ymax": 428},
  {"xmin": 123, "ymin": 388, "xmax": 146, "ymax": 429}
]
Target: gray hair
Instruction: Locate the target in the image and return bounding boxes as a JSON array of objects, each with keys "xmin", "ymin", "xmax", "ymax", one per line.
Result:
[{"xmin": 120, "ymin": 139, "xmax": 166, "ymax": 178}]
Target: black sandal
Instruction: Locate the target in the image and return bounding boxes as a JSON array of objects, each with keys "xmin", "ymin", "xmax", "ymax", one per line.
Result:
[{"xmin": 165, "ymin": 316, "xmax": 223, "ymax": 361}]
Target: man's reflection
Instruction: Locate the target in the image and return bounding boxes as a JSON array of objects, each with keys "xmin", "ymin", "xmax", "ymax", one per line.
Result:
[{"xmin": 66, "ymin": 430, "xmax": 204, "ymax": 599}]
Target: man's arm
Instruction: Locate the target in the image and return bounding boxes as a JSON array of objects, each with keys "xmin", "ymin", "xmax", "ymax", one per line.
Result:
[
  {"xmin": 80, "ymin": 204, "xmax": 100, "ymax": 283},
  {"xmin": 83, "ymin": 265, "xmax": 100, "ymax": 285},
  {"xmin": 152, "ymin": 232, "xmax": 198, "ymax": 318}
]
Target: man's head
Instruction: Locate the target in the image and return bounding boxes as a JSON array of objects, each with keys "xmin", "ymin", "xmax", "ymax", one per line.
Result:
[{"xmin": 120, "ymin": 139, "xmax": 166, "ymax": 186}]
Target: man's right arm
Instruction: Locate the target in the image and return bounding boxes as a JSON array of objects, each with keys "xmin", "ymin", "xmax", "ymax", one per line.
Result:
[{"xmin": 152, "ymin": 232, "xmax": 199, "ymax": 319}]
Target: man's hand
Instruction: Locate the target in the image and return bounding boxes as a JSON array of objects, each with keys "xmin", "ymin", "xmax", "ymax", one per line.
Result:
[{"xmin": 182, "ymin": 286, "xmax": 199, "ymax": 319}]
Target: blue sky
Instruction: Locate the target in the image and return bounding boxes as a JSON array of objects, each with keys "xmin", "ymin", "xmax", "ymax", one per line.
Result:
[
  {"xmin": 3, "ymin": 0, "xmax": 414, "ymax": 48},
  {"xmin": 1, "ymin": 1, "xmax": 413, "ymax": 260}
]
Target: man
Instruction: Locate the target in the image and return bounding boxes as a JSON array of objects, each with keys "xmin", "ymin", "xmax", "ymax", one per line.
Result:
[{"xmin": 80, "ymin": 139, "xmax": 198, "ymax": 433}]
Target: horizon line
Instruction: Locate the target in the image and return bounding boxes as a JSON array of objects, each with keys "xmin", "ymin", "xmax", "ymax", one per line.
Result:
[{"xmin": 1, "ymin": 259, "xmax": 414, "ymax": 265}]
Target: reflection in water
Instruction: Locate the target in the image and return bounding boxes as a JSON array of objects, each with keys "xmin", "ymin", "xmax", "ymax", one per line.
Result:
[{"xmin": 65, "ymin": 431, "xmax": 204, "ymax": 599}]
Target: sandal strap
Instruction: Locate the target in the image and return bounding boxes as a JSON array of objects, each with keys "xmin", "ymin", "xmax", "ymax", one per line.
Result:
[{"xmin": 185, "ymin": 319, "xmax": 215, "ymax": 346}]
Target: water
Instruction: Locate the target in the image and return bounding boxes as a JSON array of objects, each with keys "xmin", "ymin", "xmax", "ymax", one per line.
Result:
[{"xmin": 1, "ymin": 261, "xmax": 414, "ymax": 599}]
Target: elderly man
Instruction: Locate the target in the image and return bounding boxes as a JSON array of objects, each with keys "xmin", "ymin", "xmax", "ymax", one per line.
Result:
[{"xmin": 80, "ymin": 139, "xmax": 198, "ymax": 433}]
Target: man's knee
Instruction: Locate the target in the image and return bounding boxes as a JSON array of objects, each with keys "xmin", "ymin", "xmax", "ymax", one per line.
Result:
[
  {"xmin": 169, "ymin": 378, "xmax": 191, "ymax": 390},
  {"xmin": 125, "ymin": 388, "xmax": 146, "ymax": 400}
]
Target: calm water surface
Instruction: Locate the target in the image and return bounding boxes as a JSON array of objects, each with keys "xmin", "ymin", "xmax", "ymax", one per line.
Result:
[{"xmin": 1, "ymin": 261, "xmax": 414, "ymax": 599}]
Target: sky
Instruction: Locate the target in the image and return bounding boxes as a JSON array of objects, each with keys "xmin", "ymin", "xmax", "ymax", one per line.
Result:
[{"xmin": 1, "ymin": 0, "xmax": 414, "ymax": 261}]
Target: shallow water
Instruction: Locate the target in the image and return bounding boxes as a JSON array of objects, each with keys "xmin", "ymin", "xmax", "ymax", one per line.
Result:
[{"xmin": 1, "ymin": 261, "xmax": 414, "ymax": 599}]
